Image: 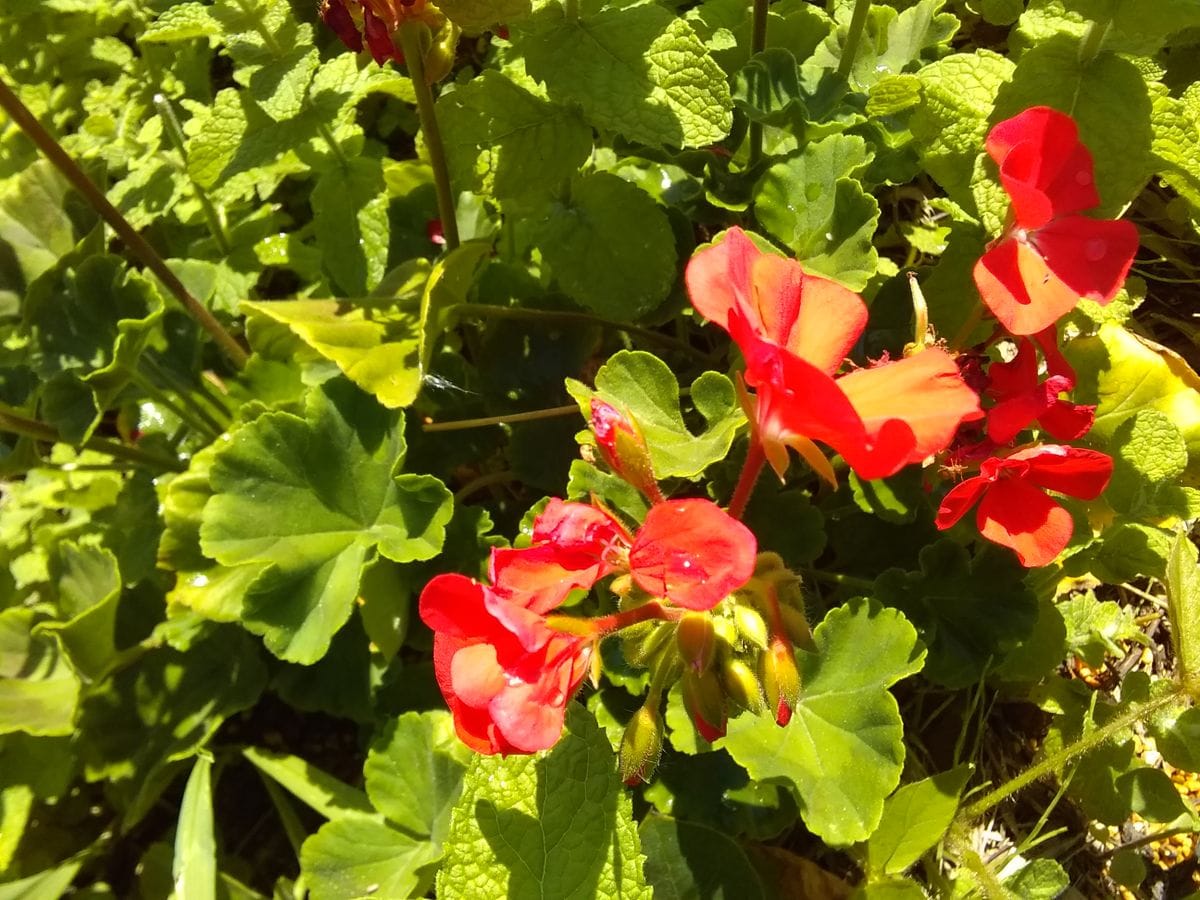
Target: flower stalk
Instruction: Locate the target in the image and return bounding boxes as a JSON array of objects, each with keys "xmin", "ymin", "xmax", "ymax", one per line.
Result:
[
  {"xmin": 836, "ymin": 0, "xmax": 872, "ymax": 82},
  {"xmin": 399, "ymin": 22, "xmax": 460, "ymax": 251},
  {"xmin": 0, "ymin": 404, "xmax": 186, "ymax": 473},
  {"xmin": 728, "ymin": 440, "xmax": 765, "ymax": 520},
  {"xmin": 747, "ymin": 0, "xmax": 770, "ymax": 166}
]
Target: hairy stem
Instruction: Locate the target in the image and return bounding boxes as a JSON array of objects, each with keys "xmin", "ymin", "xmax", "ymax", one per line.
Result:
[
  {"xmin": 728, "ymin": 440, "xmax": 765, "ymax": 519},
  {"xmin": 836, "ymin": 0, "xmax": 872, "ymax": 82},
  {"xmin": 0, "ymin": 405, "xmax": 186, "ymax": 472},
  {"xmin": 423, "ymin": 403, "xmax": 580, "ymax": 432},
  {"xmin": 959, "ymin": 685, "xmax": 1186, "ymax": 823},
  {"xmin": 800, "ymin": 568, "xmax": 875, "ymax": 591},
  {"xmin": 153, "ymin": 93, "xmax": 232, "ymax": 255},
  {"xmin": 0, "ymin": 77, "xmax": 249, "ymax": 369},
  {"xmin": 399, "ymin": 23, "xmax": 460, "ymax": 251}
]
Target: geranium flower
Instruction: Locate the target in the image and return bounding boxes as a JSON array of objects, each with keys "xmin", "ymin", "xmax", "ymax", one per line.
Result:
[
  {"xmin": 419, "ymin": 496, "xmax": 756, "ymax": 753},
  {"xmin": 420, "ymin": 573, "xmax": 594, "ymax": 753},
  {"xmin": 986, "ymin": 337, "xmax": 1095, "ymax": 444},
  {"xmin": 974, "ymin": 107, "xmax": 1139, "ymax": 336},
  {"xmin": 934, "ymin": 444, "xmax": 1113, "ymax": 567},
  {"xmin": 319, "ymin": 0, "xmax": 443, "ymax": 65},
  {"xmin": 589, "ymin": 398, "xmax": 664, "ymax": 503},
  {"xmin": 686, "ymin": 228, "xmax": 982, "ymax": 481}
]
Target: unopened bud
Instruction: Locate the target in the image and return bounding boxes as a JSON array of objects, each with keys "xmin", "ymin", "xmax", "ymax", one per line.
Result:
[
  {"xmin": 733, "ymin": 605, "xmax": 769, "ymax": 651},
  {"xmin": 721, "ymin": 657, "xmax": 765, "ymax": 714},
  {"xmin": 760, "ymin": 637, "xmax": 800, "ymax": 727},
  {"xmin": 778, "ymin": 603, "xmax": 815, "ymax": 652},
  {"xmin": 676, "ymin": 613, "xmax": 716, "ymax": 672},
  {"xmin": 712, "ymin": 615, "xmax": 738, "ymax": 648},
  {"xmin": 590, "ymin": 398, "xmax": 663, "ymax": 503},
  {"xmin": 619, "ymin": 703, "xmax": 664, "ymax": 786},
  {"xmin": 681, "ymin": 668, "xmax": 726, "ymax": 743}
]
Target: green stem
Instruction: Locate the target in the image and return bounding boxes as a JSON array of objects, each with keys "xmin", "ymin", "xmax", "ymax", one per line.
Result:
[
  {"xmin": 0, "ymin": 77, "xmax": 249, "ymax": 369},
  {"xmin": 126, "ymin": 369, "xmax": 222, "ymax": 440},
  {"xmin": 153, "ymin": 93, "xmax": 232, "ymax": 255},
  {"xmin": 450, "ymin": 302, "xmax": 709, "ymax": 361},
  {"xmin": 1077, "ymin": 14, "xmax": 1112, "ymax": 66},
  {"xmin": 959, "ymin": 685, "xmax": 1187, "ymax": 823},
  {"xmin": 423, "ymin": 403, "xmax": 580, "ymax": 432},
  {"xmin": 399, "ymin": 23, "xmax": 460, "ymax": 251},
  {"xmin": 0, "ymin": 406, "xmax": 186, "ymax": 472},
  {"xmin": 728, "ymin": 440, "xmax": 765, "ymax": 520},
  {"xmin": 142, "ymin": 355, "xmax": 233, "ymax": 429},
  {"xmin": 800, "ymin": 568, "xmax": 874, "ymax": 591},
  {"xmin": 453, "ymin": 469, "xmax": 518, "ymax": 502},
  {"xmin": 836, "ymin": 0, "xmax": 871, "ymax": 83},
  {"xmin": 747, "ymin": 0, "xmax": 769, "ymax": 167}
]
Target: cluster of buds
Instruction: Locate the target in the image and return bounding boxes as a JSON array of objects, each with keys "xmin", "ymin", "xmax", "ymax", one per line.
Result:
[{"xmin": 319, "ymin": 0, "xmax": 459, "ymax": 83}]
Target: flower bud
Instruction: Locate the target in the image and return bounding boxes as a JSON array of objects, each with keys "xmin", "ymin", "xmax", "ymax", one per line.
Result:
[
  {"xmin": 675, "ymin": 613, "xmax": 716, "ymax": 672},
  {"xmin": 590, "ymin": 398, "xmax": 663, "ymax": 503},
  {"xmin": 681, "ymin": 668, "xmax": 726, "ymax": 742},
  {"xmin": 760, "ymin": 637, "xmax": 800, "ymax": 727},
  {"xmin": 619, "ymin": 703, "xmax": 664, "ymax": 786},
  {"xmin": 721, "ymin": 657, "xmax": 764, "ymax": 714},
  {"xmin": 778, "ymin": 602, "xmax": 815, "ymax": 652},
  {"xmin": 732, "ymin": 604, "xmax": 769, "ymax": 651}
]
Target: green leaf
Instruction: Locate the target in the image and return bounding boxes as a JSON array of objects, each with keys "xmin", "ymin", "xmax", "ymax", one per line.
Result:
[
  {"xmin": 639, "ymin": 814, "xmax": 766, "ymax": 898},
  {"xmin": 816, "ymin": 0, "xmax": 959, "ymax": 91},
  {"xmin": 865, "ymin": 766, "xmax": 971, "ymax": 875},
  {"xmin": 1151, "ymin": 706, "xmax": 1200, "ymax": 772},
  {"xmin": 249, "ymin": 45, "xmax": 320, "ymax": 122},
  {"xmin": 733, "ymin": 49, "xmax": 805, "ymax": 126},
  {"xmin": 1105, "ymin": 410, "xmax": 1191, "ymax": 518},
  {"xmin": 0, "ymin": 609, "xmax": 79, "ymax": 737},
  {"xmin": 199, "ymin": 378, "xmax": 453, "ymax": 663},
  {"xmin": 173, "ymin": 755, "xmax": 216, "ymax": 900},
  {"xmin": 866, "ymin": 74, "xmax": 923, "ymax": 118},
  {"xmin": 1003, "ymin": 858, "xmax": 1069, "ymax": 900},
  {"xmin": 992, "ymin": 39, "xmax": 1153, "ymax": 215},
  {"xmin": 302, "ymin": 814, "xmax": 441, "ymax": 900},
  {"xmin": 0, "ymin": 785, "xmax": 32, "ymax": 876},
  {"xmin": 520, "ymin": 3, "xmax": 732, "ymax": 149},
  {"xmin": 437, "ymin": 70, "xmax": 592, "ymax": 200},
  {"xmin": 242, "ymin": 289, "xmax": 428, "ymax": 410},
  {"xmin": 79, "ymin": 627, "xmax": 265, "ymax": 783},
  {"xmin": 873, "ymin": 542, "xmax": 1037, "ymax": 688},
  {"xmin": 533, "ymin": 173, "xmax": 677, "ymax": 320},
  {"xmin": 1013, "ymin": 0, "xmax": 1200, "ymax": 57},
  {"xmin": 438, "ymin": 705, "xmax": 651, "ymax": 899},
  {"xmin": 1165, "ymin": 532, "xmax": 1200, "ymax": 681},
  {"xmin": 753, "ymin": 134, "xmax": 880, "ymax": 290},
  {"xmin": 311, "ymin": 156, "xmax": 390, "ymax": 296},
  {"xmin": 850, "ymin": 468, "xmax": 925, "ymax": 525},
  {"xmin": 0, "ymin": 161, "xmax": 74, "ymax": 284},
  {"xmin": 1065, "ymin": 324, "xmax": 1200, "ymax": 465},
  {"xmin": 363, "ymin": 711, "xmax": 470, "ymax": 842},
  {"xmin": 0, "ymin": 861, "xmax": 82, "ymax": 900},
  {"xmin": 718, "ymin": 599, "xmax": 925, "ymax": 846},
  {"xmin": 910, "ymin": 50, "xmax": 1014, "ymax": 207},
  {"xmin": 242, "ymin": 747, "xmax": 373, "ymax": 819},
  {"xmin": 1058, "ymin": 592, "xmax": 1145, "ymax": 667},
  {"xmin": 438, "ymin": 0, "xmax": 531, "ymax": 29},
  {"xmin": 1076, "ymin": 522, "xmax": 1172, "ymax": 583},
  {"xmin": 568, "ymin": 350, "xmax": 743, "ymax": 480},
  {"xmin": 420, "ymin": 241, "xmax": 493, "ymax": 376},
  {"xmin": 139, "ymin": 2, "xmax": 221, "ymax": 42},
  {"xmin": 1152, "ymin": 82, "xmax": 1200, "ymax": 217},
  {"xmin": 40, "ymin": 541, "xmax": 123, "ymax": 680}
]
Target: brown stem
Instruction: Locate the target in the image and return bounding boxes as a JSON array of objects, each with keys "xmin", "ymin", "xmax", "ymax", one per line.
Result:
[{"xmin": 0, "ymin": 77, "xmax": 249, "ymax": 369}]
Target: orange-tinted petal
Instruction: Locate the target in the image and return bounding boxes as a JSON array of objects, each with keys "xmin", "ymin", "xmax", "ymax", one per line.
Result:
[
  {"xmin": 685, "ymin": 227, "xmax": 759, "ymax": 330},
  {"xmin": 974, "ymin": 238, "xmax": 1082, "ymax": 336},
  {"xmin": 1032, "ymin": 215, "xmax": 1138, "ymax": 304}
]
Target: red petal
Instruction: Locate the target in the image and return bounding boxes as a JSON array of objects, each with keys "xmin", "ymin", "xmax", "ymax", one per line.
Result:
[
  {"xmin": 1031, "ymin": 216, "xmax": 1138, "ymax": 304},
  {"xmin": 976, "ymin": 478, "xmax": 1073, "ymax": 567},
  {"xmin": 449, "ymin": 642, "xmax": 506, "ymax": 708},
  {"xmin": 934, "ymin": 475, "xmax": 991, "ymax": 529},
  {"xmin": 419, "ymin": 574, "xmax": 495, "ymax": 640},
  {"xmin": 1006, "ymin": 445, "xmax": 1113, "ymax": 499},
  {"xmin": 1032, "ymin": 326, "xmax": 1076, "ymax": 386},
  {"xmin": 750, "ymin": 255, "xmax": 867, "ymax": 376},
  {"xmin": 685, "ymin": 227, "xmax": 759, "ymax": 331},
  {"xmin": 433, "ymin": 635, "xmax": 514, "ymax": 754},
  {"xmin": 319, "ymin": 0, "xmax": 364, "ymax": 52},
  {"xmin": 974, "ymin": 238, "xmax": 1082, "ymax": 336},
  {"xmin": 629, "ymin": 499, "xmax": 757, "ymax": 611},
  {"xmin": 489, "ymin": 545, "xmax": 605, "ymax": 615},
  {"xmin": 987, "ymin": 107, "xmax": 1099, "ymax": 227},
  {"xmin": 1037, "ymin": 398, "xmax": 1096, "ymax": 441},
  {"xmin": 362, "ymin": 7, "xmax": 399, "ymax": 64},
  {"xmin": 532, "ymin": 498, "xmax": 632, "ymax": 555},
  {"xmin": 837, "ymin": 349, "xmax": 984, "ymax": 465}
]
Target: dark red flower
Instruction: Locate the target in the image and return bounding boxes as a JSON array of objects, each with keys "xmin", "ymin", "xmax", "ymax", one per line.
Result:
[
  {"xmin": 985, "ymin": 337, "xmax": 1095, "ymax": 444},
  {"xmin": 589, "ymin": 398, "xmax": 663, "ymax": 503},
  {"xmin": 686, "ymin": 228, "xmax": 982, "ymax": 481},
  {"xmin": 420, "ymin": 573, "xmax": 593, "ymax": 754},
  {"xmin": 934, "ymin": 444, "xmax": 1113, "ymax": 567},
  {"xmin": 974, "ymin": 107, "xmax": 1139, "ymax": 336}
]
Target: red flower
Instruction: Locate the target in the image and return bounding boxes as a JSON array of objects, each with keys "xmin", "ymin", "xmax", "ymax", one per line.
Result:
[
  {"xmin": 985, "ymin": 337, "xmax": 1095, "ymax": 444},
  {"xmin": 686, "ymin": 228, "xmax": 982, "ymax": 481},
  {"xmin": 589, "ymin": 398, "xmax": 664, "ymax": 503},
  {"xmin": 319, "ymin": 0, "xmax": 443, "ymax": 65},
  {"xmin": 974, "ymin": 107, "xmax": 1139, "ymax": 336},
  {"xmin": 934, "ymin": 444, "xmax": 1113, "ymax": 567},
  {"xmin": 421, "ymin": 573, "xmax": 594, "ymax": 754}
]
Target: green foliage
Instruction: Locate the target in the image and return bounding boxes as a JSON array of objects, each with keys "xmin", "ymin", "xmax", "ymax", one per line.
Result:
[
  {"xmin": 864, "ymin": 766, "xmax": 971, "ymax": 876},
  {"xmin": 439, "ymin": 705, "xmax": 651, "ymax": 898},
  {"xmin": 719, "ymin": 600, "xmax": 925, "ymax": 845}
]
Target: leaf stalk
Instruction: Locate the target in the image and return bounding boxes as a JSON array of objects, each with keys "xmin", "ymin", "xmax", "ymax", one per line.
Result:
[
  {"xmin": 836, "ymin": 0, "xmax": 872, "ymax": 83},
  {"xmin": 0, "ymin": 405, "xmax": 186, "ymax": 472}
]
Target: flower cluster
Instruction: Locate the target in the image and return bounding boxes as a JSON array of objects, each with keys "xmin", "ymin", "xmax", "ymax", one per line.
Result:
[
  {"xmin": 319, "ymin": 0, "xmax": 457, "ymax": 82},
  {"xmin": 419, "ymin": 460, "xmax": 757, "ymax": 753}
]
